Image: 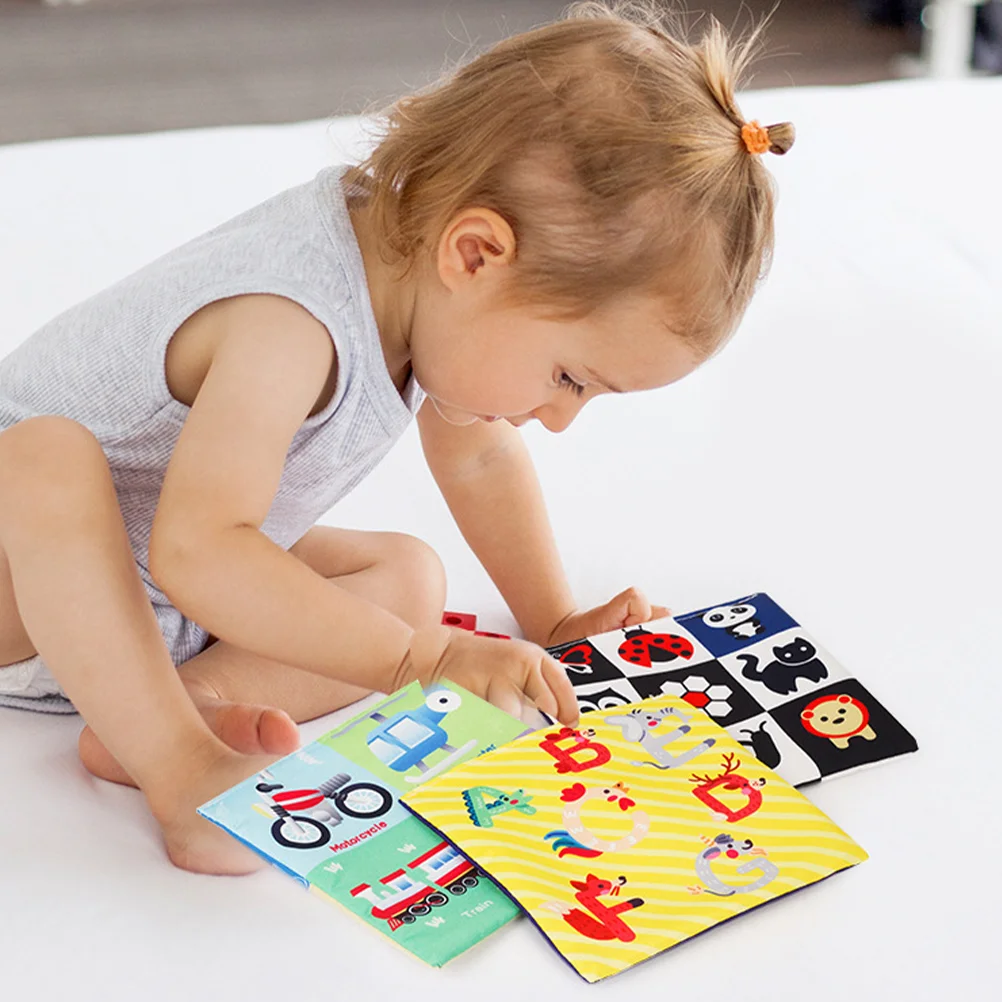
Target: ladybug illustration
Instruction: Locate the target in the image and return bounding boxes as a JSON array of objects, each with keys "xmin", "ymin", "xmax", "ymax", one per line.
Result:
[{"xmin": 617, "ymin": 626, "xmax": 694, "ymax": 668}]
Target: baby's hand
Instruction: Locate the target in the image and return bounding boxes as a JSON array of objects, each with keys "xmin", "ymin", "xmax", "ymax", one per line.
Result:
[
  {"xmin": 546, "ymin": 586, "xmax": 670, "ymax": 647},
  {"xmin": 400, "ymin": 626, "xmax": 579, "ymax": 726}
]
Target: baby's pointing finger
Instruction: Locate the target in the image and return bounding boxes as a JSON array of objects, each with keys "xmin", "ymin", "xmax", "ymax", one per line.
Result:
[{"xmin": 519, "ymin": 661, "xmax": 558, "ymax": 719}]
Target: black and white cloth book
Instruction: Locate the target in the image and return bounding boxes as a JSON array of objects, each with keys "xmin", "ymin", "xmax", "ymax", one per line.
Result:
[{"xmin": 546, "ymin": 592, "xmax": 918, "ymax": 787}]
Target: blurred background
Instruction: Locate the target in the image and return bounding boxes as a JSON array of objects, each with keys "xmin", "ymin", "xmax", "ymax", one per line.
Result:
[{"xmin": 1, "ymin": 0, "xmax": 1000, "ymax": 145}]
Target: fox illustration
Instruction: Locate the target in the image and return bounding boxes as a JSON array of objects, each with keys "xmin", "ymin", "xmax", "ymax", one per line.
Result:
[{"xmin": 541, "ymin": 873, "xmax": 644, "ymax": 942}]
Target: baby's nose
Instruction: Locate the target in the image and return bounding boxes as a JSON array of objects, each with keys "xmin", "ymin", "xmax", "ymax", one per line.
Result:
[
  {"xmin": 538, "ymin": 411, "xmax": 575, "ymax": 433},
  {"xmin": 537, "ymin": 400, "xmax": 585, "ymax": 434}
]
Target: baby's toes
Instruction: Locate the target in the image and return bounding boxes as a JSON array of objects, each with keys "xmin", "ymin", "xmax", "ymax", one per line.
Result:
[
  {"xmin": 257, "ymin": 707, "xmax": 301, "ymax": 755},
  {"xmin": 210, "ymin": 702, "xmax": 299, "ymax": 756}
]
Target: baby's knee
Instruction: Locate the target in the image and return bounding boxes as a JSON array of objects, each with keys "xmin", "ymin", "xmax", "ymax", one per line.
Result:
[
  {"xmin": 0, "ymin": 416, "xmax": 106, "ymax": 490},
  {"xmin": 382, "ymin": 532, "xmax": 446, "ymax": 626},
  {"xmin": 0, "ymin": 416, "xmax": 111, "ymax": 527}
]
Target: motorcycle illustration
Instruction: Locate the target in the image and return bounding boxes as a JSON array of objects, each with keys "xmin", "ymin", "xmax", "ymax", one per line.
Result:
[{"xmin": 253, "ymin": 768, "xmax": 394, "ymax": 849}]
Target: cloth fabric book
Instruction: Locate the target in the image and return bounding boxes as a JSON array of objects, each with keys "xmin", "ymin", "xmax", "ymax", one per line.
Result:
[
  {"xmin": 197, "ymin": 680, "xmax": 530, "ymax": 967},
  {"xmin": 401, "ymin": 690, "xmax": 868, "ymax": 982},
  {"xmin": 546, "ymin": 592, "xmax": 918, "ymax": 786}
]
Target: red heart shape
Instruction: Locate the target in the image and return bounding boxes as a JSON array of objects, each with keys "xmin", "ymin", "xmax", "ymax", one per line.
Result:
[
  {"xmin": 561, "ymin": 783, "xmax": 586, "ymax": 802},
  {"xmin": 561, "ymin": 644, "xmax": 592, "ymax": 667}
]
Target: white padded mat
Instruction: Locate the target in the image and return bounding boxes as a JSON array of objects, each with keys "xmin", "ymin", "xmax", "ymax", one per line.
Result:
[{"xmin": 1, "ymin": 78, "xmax": 999, "ymax": 1000}]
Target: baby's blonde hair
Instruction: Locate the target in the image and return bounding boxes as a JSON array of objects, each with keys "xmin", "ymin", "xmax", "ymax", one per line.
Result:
[{"xmin": 345, "ymin": 1, "xmax": 795, "ymax": 356}]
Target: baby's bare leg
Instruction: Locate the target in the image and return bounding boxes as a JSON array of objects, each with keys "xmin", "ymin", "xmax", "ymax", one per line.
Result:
[
  {"xmin": 183, "ymin": 527, "xmax": 448, "ymax": 719},
  {"xmin": 80, "ymin": 527, "xmax": 447, "ymax": 786},
  {"xmin": 0, "ymin": 416, "xmax": 274, "ymax": 874}
]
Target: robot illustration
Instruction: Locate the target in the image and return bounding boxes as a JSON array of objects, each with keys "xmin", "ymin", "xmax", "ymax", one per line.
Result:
[
  {"xmin": 351, "ymin": 841, "xmax": 483, "ymax": 930},
  {"xmin": 252, "ymin": 768, "xmax": 394, "ymax": 849},
  {"xmin": 338, "ymin": 686, "xmax": 478, "ymax": 783}
]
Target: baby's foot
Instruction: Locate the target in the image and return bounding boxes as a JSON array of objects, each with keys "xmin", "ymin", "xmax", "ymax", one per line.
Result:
[
  {"xmin": 183, "ymin": 678, "xmax": 300, "ymax": 758},
  {"xmin": 79, "ymin": 680, "xmax": 300, "ymax": 788},
  {"xmin": 147, "ymin": 745, "xmax": 283, "ymax": 875}
]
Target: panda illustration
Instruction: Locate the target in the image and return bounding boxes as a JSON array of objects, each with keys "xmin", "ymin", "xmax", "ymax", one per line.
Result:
[{"xmin": 701, "ymin": 603, "xmax": 763, "ymax": 640}]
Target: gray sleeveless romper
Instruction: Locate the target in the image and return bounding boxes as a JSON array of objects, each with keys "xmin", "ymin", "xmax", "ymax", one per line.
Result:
[{"xmin": 0, "ymin": 164, "xmax": 425, "ymax": 713}]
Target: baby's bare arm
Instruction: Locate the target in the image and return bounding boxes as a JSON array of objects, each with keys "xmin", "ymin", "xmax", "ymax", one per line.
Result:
[
  {"xmin": 151, "ymin": 296, "xmax": 419, "ymax": 690},
  {"xmin": 417, "ymin": 398, "xmax": 577, "ymax": 647},
  {"xmin": 151, "ymin": 297, "xmax": 577, "ymax": 722}
]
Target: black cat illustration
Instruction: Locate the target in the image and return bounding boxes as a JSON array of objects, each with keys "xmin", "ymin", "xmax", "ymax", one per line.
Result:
[{"xmin": 737, "ymin": 637, "xmax": 828, "ymax": 696}]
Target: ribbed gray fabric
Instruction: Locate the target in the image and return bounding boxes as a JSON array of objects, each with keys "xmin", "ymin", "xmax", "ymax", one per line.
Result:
[{"xmin": 0, "ymin": 164, "xmax": 424, "ymax": 713}]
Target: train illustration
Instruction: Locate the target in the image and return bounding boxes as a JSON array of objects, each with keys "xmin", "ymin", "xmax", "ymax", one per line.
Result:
[
  {"xmin": 252, "ymin": 768, "xmax": 394, "ymax": 849},
  {"xmin": 350, "ymin": 841, "xmax": 484, "ymax": 930}
]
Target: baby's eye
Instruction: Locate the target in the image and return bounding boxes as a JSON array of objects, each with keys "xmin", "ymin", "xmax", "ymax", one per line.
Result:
[{"xmin": 559, "ymin": 372, "xmax": 586, "ymax": 396}]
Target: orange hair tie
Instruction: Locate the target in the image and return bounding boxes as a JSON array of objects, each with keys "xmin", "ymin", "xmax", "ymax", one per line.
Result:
[{"xmin": 741, "ymin": 120, "xmax": 771, "ymax": 155}]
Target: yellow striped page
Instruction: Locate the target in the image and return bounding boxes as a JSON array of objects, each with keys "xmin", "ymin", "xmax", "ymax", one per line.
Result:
[{"xmin": 402, "ymin": 692, "xmax": 867, "ymax": 982}]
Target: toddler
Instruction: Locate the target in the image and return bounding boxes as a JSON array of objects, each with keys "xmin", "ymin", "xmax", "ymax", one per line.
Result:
[{"xmin": 0, "ymin": 1, "xmax": 794, "ymax": 875}]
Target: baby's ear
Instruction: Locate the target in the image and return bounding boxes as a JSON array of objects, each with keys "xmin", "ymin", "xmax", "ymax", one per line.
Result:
[{"xmin": 436, "ymin": 208, "xmax": 516, "ymax": 287}]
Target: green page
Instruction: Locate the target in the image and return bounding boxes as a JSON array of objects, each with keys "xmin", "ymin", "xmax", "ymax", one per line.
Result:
[{"xmin": 198, "ymin": 680, "xmax": 530, "ymax": 967}]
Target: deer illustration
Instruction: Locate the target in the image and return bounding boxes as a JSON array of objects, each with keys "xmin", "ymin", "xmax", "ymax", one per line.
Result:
[
  {"xmin": 541, "ymin": 874, "xmax": 644, "ymax": 942},
  {"xmin": 688, "ymin": 753, "xmax": 766, "ymax": 823}
]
